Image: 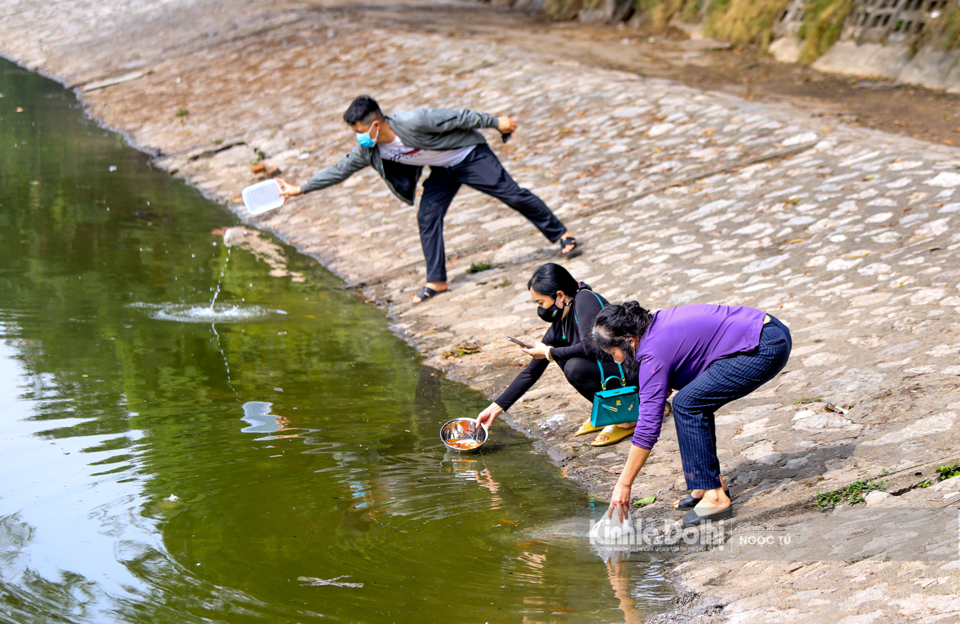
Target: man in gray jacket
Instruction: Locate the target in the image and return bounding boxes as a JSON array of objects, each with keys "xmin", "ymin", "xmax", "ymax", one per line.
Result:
[{"xmin": 277, "ymin": 96, "xmax": 577, "ymax": 304}]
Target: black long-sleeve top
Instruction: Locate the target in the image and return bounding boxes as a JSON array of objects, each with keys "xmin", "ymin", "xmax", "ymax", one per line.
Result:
[{"xmin": 494, "ymin": 286, "xmax": 609, "ymax": 411}]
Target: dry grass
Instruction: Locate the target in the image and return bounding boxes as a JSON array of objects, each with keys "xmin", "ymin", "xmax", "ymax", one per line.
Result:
[
  {"xmin": 635, "ymin": 0, "xmax": 704, "ymax": 28},
  {"xmin": 703, "ymin": 0, "xmax": 793, "ymax": 48},
  {"xmin": 550, "ymin": 0, "xmax": 960, "ymax": 65},
  {"xmin": 543, "ymin": 0, "xmax": 584, "ymax": 21},
  {"xmin": 909, "ymin": 5, "xmax": 960, "ymax": 55},
  {"xmin": 633, "ymin": 0, "xmax": 791, "ymax": 47},
  {"xmin": 796, "ymin": 0, "xmax": 855, "ymax": 64}
]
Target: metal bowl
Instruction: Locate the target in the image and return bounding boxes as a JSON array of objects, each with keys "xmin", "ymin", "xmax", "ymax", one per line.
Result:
[{"xmin": 439, "ymin": 418, "xmax": 488, "ymax": 453}]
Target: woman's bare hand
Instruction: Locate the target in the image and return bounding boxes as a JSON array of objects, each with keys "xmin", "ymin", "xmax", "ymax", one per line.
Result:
[
  {"xmin": 607, "ymin": 480, "xmax": 632, "ymax": 523},
  {"xmin": 476, "ymin": 402, "xmax": 503, "ymax": 430},
  {"xmin": 521, "ymin": 341, "xmax": 551, "ymax": 360}
]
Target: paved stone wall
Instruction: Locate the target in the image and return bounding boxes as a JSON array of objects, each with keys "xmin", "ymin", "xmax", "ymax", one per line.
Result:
[
  {"xmin": 845, "ymin": 0, "xmax": 947, "ymax": 42},
  {"xmin": 777, "ymin": 0, "xmax": 949, "ymax": 41},
  {"xmin": 773, "ymin": 0, "xmax": 960, "ymax": 93},
  {"xmin": 3, "ymin": 0, "xmax": 960, "ymax": 620}
]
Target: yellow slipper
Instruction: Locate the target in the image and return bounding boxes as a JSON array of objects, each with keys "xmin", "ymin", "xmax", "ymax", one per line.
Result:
[
  {"xmin": 574, "ymin": 418, "xmax": 604, "ymax": 436},
  {"xmin": 590, "ymin": 424, "xmax": 636, "ymax": 447}
]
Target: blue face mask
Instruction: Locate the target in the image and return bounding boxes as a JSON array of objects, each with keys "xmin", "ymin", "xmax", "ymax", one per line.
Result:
[{"xmin": 356, "ymin": 121, "xmax": 379, "ymax": 148}]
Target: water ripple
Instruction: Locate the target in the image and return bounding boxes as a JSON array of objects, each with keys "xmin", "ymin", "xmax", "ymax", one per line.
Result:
[{"xmin": 127, "ymin": 303, "xmax": 286, "ymax": 323}]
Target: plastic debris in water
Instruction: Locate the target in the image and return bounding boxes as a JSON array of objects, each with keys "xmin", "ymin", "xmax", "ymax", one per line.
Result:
[
  {"xmin": 298, "ymin": 576, "xmax": 363, "ymax": 588},
  {"xmin": 165, "ymin": 494, "xmax": 180, "ymax": 502}
]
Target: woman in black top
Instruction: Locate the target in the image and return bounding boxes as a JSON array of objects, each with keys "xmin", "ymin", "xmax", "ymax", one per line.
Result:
[{"xmin": 476, "ymin": 263, "xmax": 637, "ymax": 446}]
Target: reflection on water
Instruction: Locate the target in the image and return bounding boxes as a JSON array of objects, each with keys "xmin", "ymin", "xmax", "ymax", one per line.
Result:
[
  {"xmin": 0, "ymin": 57, "xmax": 675, "ymax": 623},
  {"xmin": 442, "ymin": 451, "xmax": 505, "ymax": 510},
  {"xmin": 215, "ymin": 226, "xmax": 306, "ymax": 281},
  {"xmin": 240, "ymin": 401, "xmax": 299, "ymax": 440},
  {"xmin": 604, "ymin": 552, "xmax": 646, "ymax": 624}
]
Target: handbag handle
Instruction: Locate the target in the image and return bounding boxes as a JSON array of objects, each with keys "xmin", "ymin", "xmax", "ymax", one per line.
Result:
[{"xmin": 600, "ymin": 369, "xmax": 627, "ymax": 391}]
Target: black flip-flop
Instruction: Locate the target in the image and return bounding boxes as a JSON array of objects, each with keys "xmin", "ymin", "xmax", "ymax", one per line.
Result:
[
  {"xmin": 559, "ymin": 235, "xmax": 579, "ymax": 256},
  {"xmin": 681, "ymin": 505, "xmax": 733, "ymax": 528},
  {"xmin": 676, "ymin": 489, "xmax": 731, "ymax": 511},
  {"xmin": 412, "ymin": 286, "xmax": 446, "ymax": 304}
]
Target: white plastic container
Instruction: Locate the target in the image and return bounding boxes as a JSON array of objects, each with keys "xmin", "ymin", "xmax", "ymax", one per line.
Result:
[
  {"xmin": 589, "ymin": 509, "xmax": 634, "ymax": 543},
  {"xmin": 241, "ymin": 179, "xmax": 284, "ymax": 215}
]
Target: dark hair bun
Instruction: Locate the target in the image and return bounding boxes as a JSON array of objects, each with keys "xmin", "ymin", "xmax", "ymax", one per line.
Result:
[
  {"xmin": 621, "ymin": 301, "xmax": 645, "ymax": 318},
  {"xmin": 592, "ymin": 300, "xmax": 653, "ymax": 349}
]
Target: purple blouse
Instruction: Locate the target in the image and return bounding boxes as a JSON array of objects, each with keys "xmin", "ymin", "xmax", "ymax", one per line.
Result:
[{"xmin": 631, "ymin": 304, "xmax": 766, "ymax": 450}]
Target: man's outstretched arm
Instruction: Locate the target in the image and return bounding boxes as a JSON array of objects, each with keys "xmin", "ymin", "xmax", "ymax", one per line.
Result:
[
  {"xmin": 421, "ymin": 108, "xmax": 518, "ymax": 134},
  {"xmin": 278, "ymin": 146, "xmax": 370, "ymax": 198}
]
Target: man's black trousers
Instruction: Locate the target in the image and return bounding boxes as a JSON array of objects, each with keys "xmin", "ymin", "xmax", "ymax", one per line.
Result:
[{"xmin": 417, "ymin": 144, "xmax": 567, "ymax": 283}]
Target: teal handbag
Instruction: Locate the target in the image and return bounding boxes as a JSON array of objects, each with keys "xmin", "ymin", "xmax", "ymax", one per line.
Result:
[
  {"xmin": 575, "ymin": 290, "xmax": 639, "ymax": 428},
  {"xmin": 590, "ymin": 362, "xmax": 639, "ymax": 427}
]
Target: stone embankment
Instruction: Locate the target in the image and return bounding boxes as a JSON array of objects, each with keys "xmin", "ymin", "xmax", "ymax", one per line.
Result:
[
  {"xmin": 3, "ymin": 0, "xmax": 960, "ymax": 620},
  {"xmin": 540, "ymin": 0, "xmax": 960, "ymax": 96}
]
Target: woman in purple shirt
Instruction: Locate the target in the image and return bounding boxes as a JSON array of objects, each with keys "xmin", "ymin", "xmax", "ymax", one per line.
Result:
[{"xmin": 592, "ymin": 302, "xmax": 792, "ymax": 527}]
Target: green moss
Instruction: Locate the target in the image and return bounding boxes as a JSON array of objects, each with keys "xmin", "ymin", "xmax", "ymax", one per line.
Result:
[
  {"xmin": 703, "ymin": 0, "xmax": 792, "ymax": 48},
  {"xmin": 796, "ymin": 0, "xmax": 855, "ymax": 64},
  {"xmin": 814, "ymin": 478, "xmax": 886, "ymax": 510},
  {"xmin": 629, "ymin": 0, "xmax": 789, "ymax": 44},
  {"xmin": 467, "ymin": 262, "xmax": 494, "ymax": 274},
  {"xmin": 635, "ymin": 0, "xmax": 704, "ymax": 28}
]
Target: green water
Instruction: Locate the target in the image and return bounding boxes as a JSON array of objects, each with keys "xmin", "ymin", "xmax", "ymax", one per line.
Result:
[{"xmin": 0, "ymin": 58, "xmax": 673, "ymax": 623}]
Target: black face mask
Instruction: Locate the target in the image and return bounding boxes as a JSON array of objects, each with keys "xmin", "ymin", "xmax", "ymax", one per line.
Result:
[
  {"xmin": 537, "ymin": 303, "xmax": 562, "ymax": 323},
  {"xmin": 613, "ymin": 341, "xmax": 639, "ymax": 381}
]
